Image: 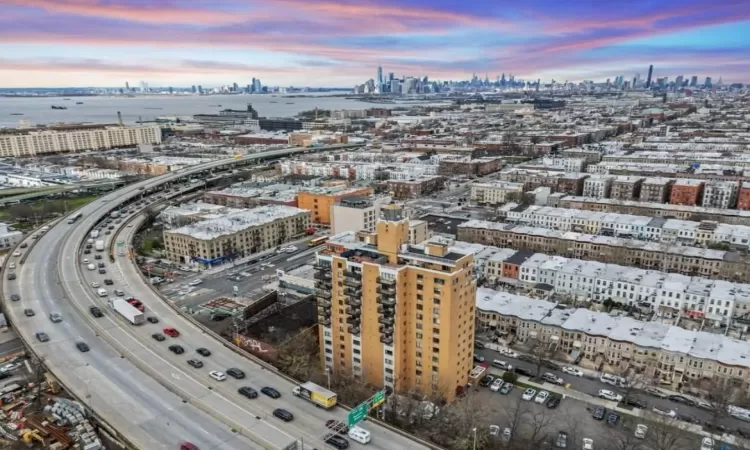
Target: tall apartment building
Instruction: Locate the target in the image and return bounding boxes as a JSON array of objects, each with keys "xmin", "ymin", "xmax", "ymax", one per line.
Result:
[
  {"xmin": 609, "ymin": 176, "xmax": 643, "ymax": 201},
  {"xmin": 581, "ymin": 175, "xmax": 614, "ymax": 199},
  {"xmin": 297, "ymin": 186, "xmax": 374, "ymax": 225},
  {"xmin": 640, "ymin": 177, "xmax": 674, "ymax": 203},
  {"xmin": 331, "ymin": 196, "xmax": 389, "ymax": 235},
  {"xmin": 0, "ymin": 125, "xmax": 162, "ymax": 157},
  {"xmin": 738, "ymin": 183, "xmax": 750, "ymax": 210},
  {"xmin": 702, "ymin": 181, "xmax": 739, "ymax": 209},
  {"xmin": 315, "ymin": 205, "xmax": 476, "ymax": 401},
  {"xmin": 670, "ymin": 179, "xmax": 704, "ymax": 206}
]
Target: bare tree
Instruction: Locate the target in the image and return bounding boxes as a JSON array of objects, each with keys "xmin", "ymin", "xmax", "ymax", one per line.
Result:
[
  {"xmin": 8, "ymin": 204, "xmax": 34, "ymax": 221},
  {"xmin": 431, "ymin": 391, "xmax": 493, "ymax": 450},
  {"xmin": 689, "ymin": 376, "xmax": 740, "ymax": 428},
  {"xmin": 643, "ymin": 414, "xmax": 689, "ymax": 450},
  {"xmin": 526, "ymin": 338, "xmax": 556, "ymax": 378}
]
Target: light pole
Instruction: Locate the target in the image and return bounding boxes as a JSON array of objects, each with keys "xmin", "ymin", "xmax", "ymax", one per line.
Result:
[{"xmin": 472, "ymin": 427, "xmax": 477, "ymax": 450}]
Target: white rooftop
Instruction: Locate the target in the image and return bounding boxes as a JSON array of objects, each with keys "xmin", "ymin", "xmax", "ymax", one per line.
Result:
[{"xmin": 168, "ymin": 205, "xmax": 308, "ymax": 240}]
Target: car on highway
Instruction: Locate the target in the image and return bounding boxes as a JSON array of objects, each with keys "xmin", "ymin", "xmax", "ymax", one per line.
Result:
[
  {"xmin": 12, "ymin": 251, "xmax": 20, "ymax": 257},
  {"xmin": 323, "ymin": 433, "xmax": 349, "ymax": 449},
  {"xmin": 598, "ymin": 389, "xmax": 622, "ymax": 402},
  {"xmin": 187, "ymin": 359, "xmax": 203, "ymax": 369},
  {"xmin": 152, "ymin": 333, "xmax": 166, "ymax": 342},
  {"xmin": 98, "ymin": 268, "xmax": 106, "ymax": 274},
  {"xmin": 634, "ymin": 424, "xmax": 648, "ymax": 439},
  {"xmin": 326, "ymin": 420, "xmax": 349, "ymax": 434},
  {"xmin": 89, "ymin": 306, "xmax": 103, "ymax": 318},
  {"xmin": 273, "ymin": 408, "xmax": 294, "ymax": 422},
  {"xmin": 76, "ymin": 342, "xmax": 90, "ymax": 352},
  {"xmin": 180, "ymin": 442, "xmax": 199, "ymax": 450},
  {"xmin": 8, "ymin": 262, "xmax": 15, "ymax": 269},
  {"xmin": 147, "ymin": 316, "xmax": 159, "ymax": 324},
  {"xmin": 227, "ymin": 368, "xmax": 245, "ymax": 379},
  {"xmin": 188, "ymin": 279, "xmax": 203, "ymax": 286},
  {"xmin": 542, "ymin": 372, "xmax": 564, "ymax": 385},
  {"xmin": 582, "ymin": 438, "xmax": 593, "ymax": 450},
  {"xmin": 701, "ymin": 437, "xmax": 714, "ymax": 450},
  {"xmin": 168, "ymin": 345, "xmax": 185, "ymax": 354},
  {"xmin": 652, "ymin": 406, "xmax": 676, "ymax": 418},
  {"xmin": 49, "ymin": 312, "xmax": 62, "ymax": 323},
  {"xmin": 24, "ymin": 308, "xmax": 35, "ymax": 317},
  {"xmin": 36, "ymin": 332, "xmax": 50, "ymax": 342},
  {"xmin": 19, "ymin": 243, "xmax": 27, "ymax": 249},
  {"xmin": 499, "ymin": 383, "xmax": 513, "ymax": 395},
  {"xmin": 10, "ymin": 294, "xmax": 20, "ymax": 302},
  {"xmin": 7, "ymin": 273, "xmax": 16, "ymax": 280},
  {"xmin": 490, "ymin": 378, "xmax": 504, "ymax": 392},
  {"xmin": 535, "ymin": 390, "xmax": 549, "ymax": 404},
  {"xmin": 261, "ymin": 387, "xmax": 281, "ymax": 399},
  {"xmin": 196, "ymin": 348, "xmax": 211, "ymax": 357},
  {"xmin": 104, "ymin": 279, "xmax": 113, "ymax": 285},
  {"xmin": 238, "ymin": 387, "xmax": 258, "ymax": 399},
  {"xmin": 95, "ymin": 254, "xmax": 102, "ymax": 260},
  {"xmin": 163, "ymin": 327, "xmax": 179, "ymax": 337},
  {"xmin": 522, "ymin": 388, "xmax": 537, "ymax": 401},
  {"xmin": 91, "ymin": 282, "xmax": 100, "ymax": 288},
  {"xmin": 546, "ymin": 395, "xmax": 561, "ymax": 409},
  {"xmin": 209, "ymin": 371, "xmax": 226, "ymax": 381},
  {"xmin": 592, "ymin": 406, "xmax": 606, "ymax": 420}
]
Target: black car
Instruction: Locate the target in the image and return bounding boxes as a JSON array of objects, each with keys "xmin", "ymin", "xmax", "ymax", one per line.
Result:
[
  {"xmin": 24, "ymin": 308, "xmax": 35, "ymax": 317},
  {"xmin": 227, "ymin": 368, "xmax": 245, "ymax": 379},
  {"xmin": 273, "ymin": 408, "xmax": 294, "ymax": 422},
  {"xmin": 19, "ymin": 243, "xmax": 27, "ymax": 248},
  {"xmin": 541, "ymin": 359, "xmax": 561, "ymax": 371},
  {"xmin": 324, "ymin": 434, "xmax": 349, "ymax": 449},
  {"xmin": 90, "ymin": 306, "xmax": 104, "ymax": 317},
  {"xmin": 518, "ymin": 354, "xmax": 536, "ymax": 363},
  {"xmin": 36, "ymin": 332, "xmax": 50, "ymax": 342},
  {"xmin": 546, "ymin": 396, "xmax": 561, "ymax": 409},
  {"xmin": 76, "ymin": 342, "xmax": 90, "ymax": 352},
  {"xmin": 705, "ymin": 422, "xmax": 729, "ymax": 433},
  {"xmin": 592, "ymin": 406, "xmax": 606, "ymax": 420},
  {"xmin": 85, "ymin": 244, "xmax": 92, "ymax": 249},
  {"xmin": 169, "ymin": 345, "xmax": 185, "ymax": 354},
  {"xmin": 676, "ymin": 413, "xmax": 701, "ymax": 425},
  {"xmin": 152, "ymin": 333, "xmax": 166, "ymax": 341},
  {"xmin": 104, "ymin": 279, "xmax": 114, "ymax": 285},
  {"xmin": 622, "ymin": 397, "xmax": 647, "ymax": 409},
  {"xmin": 98, "ymin": 268, "xmax": 106, "ymax": 274},
  {"xmin": 261, "ymin": 387, "xmax": 281, "ymax": 399},
  {"xmin": 187, "ymin": 359, "xmax": 203, "ymax": 368},
  {"xmin": 95, "ymin": 254, "xmax": 103, "ymax": 260},
  {"xmin": 607, "ymin": 412, "xmax": 620, "ymax": 425},
  {"xmin": 7, "ymin": 273, "xmax": 16, "ymax": 280},
  {"xmin": 83, "ymin": 249, "xmax": 91, "ymax": 254},
  {"xmin": 326, "ymin": 420, "xmax": 349, "ymax": 434},
  {"xmin": 197, "ymin": 348, "xmax": 211, "ymax": 357},
  {"xmin": 514, "ymin": 367, "xmax": 535, "ymax": 377},
  {"xmin": 147, "ymin": 316, "xmax": 159, "ymax": 324},
  {"xmin": 10, "ymin": 294, "xmax": 20, "ymax": 302},
  {"xmin": 668, "ymin": 395, "xmax": 696, "ymax": 406},
  {"xmin": 238, "ymin": 387, "xmax": 258, "ymax": 399},
  {"xmin": 98, "ymin": 262, "xmax": 105, "ymax": 268}
]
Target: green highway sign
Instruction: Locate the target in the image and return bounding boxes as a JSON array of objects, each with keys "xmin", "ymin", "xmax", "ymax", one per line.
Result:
[
  {"xmin": 371, "ymin": 390, "xmax": 385, "ymax": 408},
  {"xmin": 347, "ymin": 402, "xmax": 368, "ymax": 427}
]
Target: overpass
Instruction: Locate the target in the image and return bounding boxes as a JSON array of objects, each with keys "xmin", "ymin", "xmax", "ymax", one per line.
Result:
[{"xmin": 3, "ymin": 144, "xmax": 435, "ymax": 449}]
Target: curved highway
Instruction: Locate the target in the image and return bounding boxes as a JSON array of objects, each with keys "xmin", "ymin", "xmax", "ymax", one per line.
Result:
[{"xmin": 8, "ymin": 146, "xmax": 431, "ymax": 450}]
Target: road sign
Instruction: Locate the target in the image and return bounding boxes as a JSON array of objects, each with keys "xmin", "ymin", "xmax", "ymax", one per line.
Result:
[
  {"xmin": 371, "ymin": 390, "xmax": 385, "ymax": 408},
  {"xmin": 347, "ymin": 402, "xmax": 368, "ymax": 427}
]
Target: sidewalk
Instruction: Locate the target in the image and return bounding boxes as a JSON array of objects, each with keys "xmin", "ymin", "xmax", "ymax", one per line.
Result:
[{"xmin": 194, "ymin": 235, "xmax": 314, "ymax": 277}]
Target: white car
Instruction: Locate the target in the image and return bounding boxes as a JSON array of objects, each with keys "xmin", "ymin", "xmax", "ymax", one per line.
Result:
[
  {"xmin": 12, "ymin": 251, "xmax": 20, "ymax": 257},
  {"xmin": 189, "ymin": 279, "xmax": 203, "ymax": 286},
  {"xmin": 284, "ymin": 245, "xmax": 297, "ymax": 252},
  {"xmin": 489, "ymin": 425, "xmax": 500, "ymax": 436},
  {"xmin": 8, "ymin": 263, "xmax": 15, "ymax": 269},
  {"xmin": 634, "ymin": 424, "xmax": 648, "ymax": 439},
  {"xmin": 502, "ymin": 428, "xmax": 511, "ymax": 441},
  {"xmin": 651, "ymin": 406, "xmax": 676, "ymax": 418},
  {"xmin": 491, "ymin": 359, "xmax": 512, "ymax": 371},
  {"xmin": 598, "ymin": 389, "xmax": 623, "ymax": 402},
  {"xmin": 562, "ymin": 366, "xmax": 583, "ymax": 377},
  {"xmin": 500, "ymin": 348, "xmax": 518, "ymax": 358},
  {"xmin": 91, "ymin": 282, "xmax": 100, "ymax": 288},
  {"xmin": 534, "ymin": 390, "xmax": 549, "ymax": 404},
  {"xmin": 490, "ymin": 378, "xmax": 504, "ymax": 392},
  {"xmin": 209, "ymin": 371, "xmax": 226, "ymax": 381},
  {"xmin": 700, "ymin": 437, "xmax": 714, "ymax": 450},
  {"xmin": 82, "ymin": 258, "xmax": 90, "ymax": 264},
  {"xmin": 582, "ymin": 438, "xmax": 594, "ymax": 450},
  {"xmin": 522, "ymin": 388, "xmax": 537, "ymax": 401}
]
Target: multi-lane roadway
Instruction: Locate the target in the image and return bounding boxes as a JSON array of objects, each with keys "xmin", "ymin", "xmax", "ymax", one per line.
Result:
[{"xmin": 5, "ymin": 146, "xmax": 431, "ymax": 450}]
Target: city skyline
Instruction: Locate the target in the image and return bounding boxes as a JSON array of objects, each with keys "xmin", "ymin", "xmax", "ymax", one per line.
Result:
[{"xmin": 0, "ymin": 0, "xmax": 749, "ymax": 88}]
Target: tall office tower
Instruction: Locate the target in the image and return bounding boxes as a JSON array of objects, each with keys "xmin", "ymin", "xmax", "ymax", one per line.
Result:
[
  {"xmin": 390, "ymin": 79, "xmax": 400, "ymax": 94},
  {"xmin": 388, "ymin": 72, "xmax": 394, "ymax": 82},
  {"xmin": 125, "ymin": 82, "xmax": 130, "ymax": 91},
  {"xmin": 690, "ymin": 76, "xmax": 698, "ymax": 87},
  {"xmin": 646, "ymin": 65, "xmax": 653, "ymax": 88},
  {"xmin": 315, "ymin": 205, "xmax": 476, "ymax": 401},
  {"xmin": 232, "ymin": 82, "xmax": 239, "ymax": 92},
  {"xmin": 705, "ymin": 77, "xmax": 713, "ymax": 88},
  {"xmin": 500, "ymin": 73, "xmax": 506, "ymax": 86},
  {"xmin": 191, "ymin": 85, "xmax": 197, "ymax": 93},
  {"xmin": 139, "ymin": 81, "xmax": 148, "ymax": 93},
  {"xmin": 674, "ymin": 76, "xmax": 684, "ymax": 88},
  {"xmin": 536, "ymin": 79, "xmax": 540, "ymax": 92},
  {"xmin": 632, "ymin": 77, "xmax": 637, "ymax": 88},
  {"xmin": 197, "ymin": 85, "xmax": 203, "ymax": 94},
  {"xmin": 377, "ymin": 66, "xmax": 383, "ymax": 92},
  {"xmin": 254, "ymin": 78, "xmax": 262, "ymax": 93}
]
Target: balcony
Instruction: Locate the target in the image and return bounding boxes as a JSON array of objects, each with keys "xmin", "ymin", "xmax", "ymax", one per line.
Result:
[
  {"xmin": 345, "ymin": 306, "xmax": 361, "ymax": 316},
  {"xmin": 344, "ymin": 278, "xmax": 362, "ymax": 288},
  {"xmin": 380, "ymin": 336, "xmax": 393, "ymax": 345},
  {"xmin": 344, "ymin": 287, "xmax": 362, "ymax": 297},
  {"xmin": 377, "ymin": 276, "xmax": 396, "ymax": 286},
  {"xmin": 317, "ymin": 298, "xmax": 331, "ymax": 307},
  {"xmin": 377, "ymin": 305, "xmax": 395, "ymax": 315},
  {"xmin": 377, "ymin": 286, "xmax": 396, "ymax": 296},
  {"xmin": 378, "ymin": 315, "xmax": 394, "ymax": 325},
  {"xmin": 379, "ymin": 325, "xmax": 394, "ymax": 335},
  {"xmin": 315, "ymin": 280, "xmax": 332, "ymax": 290},
  {"xmin": 345, "ymin": 296, "xmax": 362, "ymax": 307},
  {"xmin": 348, "ymin": 326, "xmax": 361, "ymax": 336},
  {"xmin": 316, "ymin": 291, "xmax": 332, "ymax": 300},
  {"xmin": 346, "ymin": 316, "xmax": 361, "ymax": 327},
  {"xmin": 345, "ymin": 271, "xmax": 362, "ymax": 280},
  {"xmin": 319, "ymin": 317, "xmax": 331, "ymax": 326},
  {"xmin": 314, "ymin": 270, "xmax": 332, "ymax": 281},
  {"xmin": 318, "ymin": 305, "xmax": 331, "ymax": 315},
  {"xmin": 377, "ymin": 296, "xmax": 396, "ymax": 306}
]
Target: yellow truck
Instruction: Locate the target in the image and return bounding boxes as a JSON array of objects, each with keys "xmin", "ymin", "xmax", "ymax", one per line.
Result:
[{"xmin": 292, "ymin": 381, "xmax": 337, "ymax": 409}]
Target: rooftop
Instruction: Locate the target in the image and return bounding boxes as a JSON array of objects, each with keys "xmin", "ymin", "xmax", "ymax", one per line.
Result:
[{"xmin": 168, "ymin": 205, "xmax": 308, "ymax": 240}]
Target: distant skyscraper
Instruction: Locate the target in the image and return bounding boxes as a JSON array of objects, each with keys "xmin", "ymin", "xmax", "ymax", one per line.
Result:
[
  {"xmin": 191, "ymin": 85, "xmax": 196, "ymax": 93},
  {"xmin": 125, "ymin": 82, "xmax": 130, "ymax": 91},
  {"xmin": 139, "ymin": 81, "xmax": 148, "ymax": 93},
  {"xmin": 690, "ymin": 76, "xmax": 698, "ymax": 87},
  {"xmin": 232, "ymin": 82, "xmax": 239, "ymax": 92},
  {"xmin": 390, "ymin": 79, "xmax": 400, "ymax": 94},
  {"xmin": 674, "ymin": 76, "xmax": 684, "ymax": 89},
  {"xmin": 646, "ymin": 65, "xmax": 654, "ymax": 88},
  {"xmin": 704, "ymin": 77, "xmax": 712, "ymax": 88},
  {"xmin": 197, "ymin": 85, "xmax": 203, "ymax": 94},
  {"xmin": 377, "ymin": 66, "xmax": 383, "ymax": 91},
  {"xmin": 254, "ymin": 78, "xmax": 262, "ymax": 93}
]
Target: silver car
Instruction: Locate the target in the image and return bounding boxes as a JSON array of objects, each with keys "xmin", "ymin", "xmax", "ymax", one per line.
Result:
[{"xmin": 49, "ymin": 312, "xmax": 63, "ymax": 323}]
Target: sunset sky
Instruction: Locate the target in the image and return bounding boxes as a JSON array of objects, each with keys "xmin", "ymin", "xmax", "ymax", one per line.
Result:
[{"xmin": 1, "ymin": 0, "xmax": 749, "ymax": 88}]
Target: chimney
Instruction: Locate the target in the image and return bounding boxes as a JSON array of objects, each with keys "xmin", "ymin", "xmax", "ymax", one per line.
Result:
[{"xmin": 117, "ymin": 111, "xmax": 123, "ymax": 126}]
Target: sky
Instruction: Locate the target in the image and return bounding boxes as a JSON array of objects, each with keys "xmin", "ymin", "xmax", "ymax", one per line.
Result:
[{"xmin": 0, "ymin": 0, "xmax": 749, "ymax": 88}]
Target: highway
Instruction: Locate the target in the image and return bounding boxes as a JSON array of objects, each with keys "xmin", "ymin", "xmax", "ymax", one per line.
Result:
[{"xmin": 7, "ymin": 145, "xmax": 431, "ymax": 450}]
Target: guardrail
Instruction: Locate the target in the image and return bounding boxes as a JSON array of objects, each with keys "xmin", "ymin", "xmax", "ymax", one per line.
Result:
[{"xmin": 119, "ymin": 214, "xmax": 446, "ymax": 450}]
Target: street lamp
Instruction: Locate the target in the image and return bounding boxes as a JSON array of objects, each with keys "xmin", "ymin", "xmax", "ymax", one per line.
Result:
[{"xmin": 472, "ymin": 427, "xmax": 477, "ymax": 450}]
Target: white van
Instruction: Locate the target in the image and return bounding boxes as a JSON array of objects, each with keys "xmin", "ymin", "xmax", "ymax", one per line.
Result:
[
  {"xmin": 114, "ymin": 289, "xmax": 124, "ymax": 296},
  {"xmin": 347, "ymin": 426, "xmax": 371, "ymax": 444},
  {"xmin": 97, "ymin": 288, "xmax": 107, "ymax": 297},
  {"xmin": 87, "ymin": 264, "xmax": 96, "ymax": 271}
]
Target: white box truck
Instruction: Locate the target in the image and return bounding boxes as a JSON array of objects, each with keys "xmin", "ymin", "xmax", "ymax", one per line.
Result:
[
  {"xmin": 95, "ymin": 240, "xmax": 105, "ymax": 252},
  {"xmin": 109, "ymin": 298, "xmax": 144, "ymax": 325},
  {"xmin": 90, "ymin": 230, "xmax": 100, "ymax": 239}
]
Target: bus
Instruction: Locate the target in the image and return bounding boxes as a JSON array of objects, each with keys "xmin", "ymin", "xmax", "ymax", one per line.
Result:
[
  {"xmin": 308, "ymin": 236, "xmax": 329, "ymax": 247},
  {"xmin": 67, "ymin": 212, "xmax": 83, "ymax": 224}
]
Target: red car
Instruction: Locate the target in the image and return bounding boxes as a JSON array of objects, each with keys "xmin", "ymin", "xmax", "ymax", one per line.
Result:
[
  {"xmin": 127, "ymin": 299, "xmax": 145, "ymax": 312},
  {"xmin": 180, "ymin": 443, "xmax": 199, "ymax": 450},
  {"xmin": 163, "ymin": 327, "xmax": 180, "ymax": 337}
]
